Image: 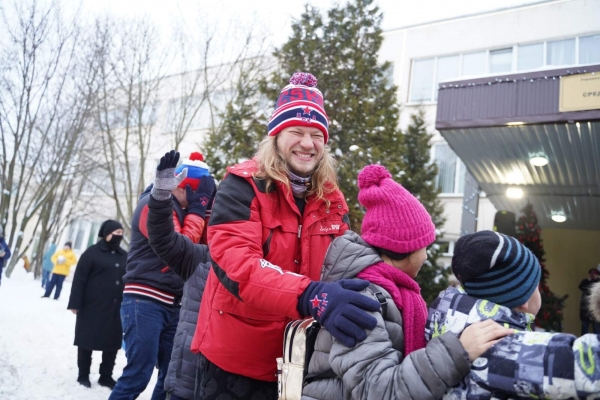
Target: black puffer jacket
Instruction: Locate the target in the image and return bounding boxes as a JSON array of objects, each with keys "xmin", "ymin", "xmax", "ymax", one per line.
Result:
[{"xmin": 146, "ymin": 195, "xmax": 211, "ymax": 399}]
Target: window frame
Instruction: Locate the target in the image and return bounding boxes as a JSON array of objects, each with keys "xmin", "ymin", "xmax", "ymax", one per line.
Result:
[
  {"xmin": 407, "ymin": 32, "xmax": 600, "ymax": 105},
  {"xmin": 431, "ymin": 142, "xmax": 466, "ymax": 196}
]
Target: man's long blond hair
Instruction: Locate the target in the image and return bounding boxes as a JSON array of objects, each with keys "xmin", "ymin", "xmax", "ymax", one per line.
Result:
[{"xmin": 254, "ymin": 135, "xmax": 339, "ymax": 203}]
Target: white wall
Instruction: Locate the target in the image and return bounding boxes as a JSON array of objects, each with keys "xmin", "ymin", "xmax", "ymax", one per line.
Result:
[{"xmin": 380, "ymin": 0, "xmax": 599, "ymax": 250}]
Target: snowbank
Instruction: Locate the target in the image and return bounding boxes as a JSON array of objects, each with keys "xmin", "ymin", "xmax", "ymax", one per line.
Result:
[{"xmin": 0, "ymin": 267, "xmax": 157, "ymax": 399}]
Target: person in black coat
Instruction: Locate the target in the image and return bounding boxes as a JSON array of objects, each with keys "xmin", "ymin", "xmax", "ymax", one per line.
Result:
[
  {"xmin": 580, "ymin": 268, "xmax": 600, "ymax": 335},
  {"xmin": 67, "ymin": 220, "xmax": 127, "ymax": 390}
]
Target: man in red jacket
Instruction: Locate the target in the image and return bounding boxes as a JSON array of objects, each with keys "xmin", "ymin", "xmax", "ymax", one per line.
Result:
[{"xmin": 193, "ymin": 72, "xmax": 381, "ymax": 399}]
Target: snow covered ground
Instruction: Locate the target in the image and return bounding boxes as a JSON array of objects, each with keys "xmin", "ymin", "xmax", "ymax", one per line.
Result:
[{"xmin": 0, "ymin": 266, "xmax": 157, "ymax": 400}]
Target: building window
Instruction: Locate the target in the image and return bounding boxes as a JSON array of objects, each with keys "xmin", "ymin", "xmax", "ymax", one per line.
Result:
[
  {"xmin": 461, "ymin": 51, "xmax": 486, "ymax": 77},
  {"xmin": 72, "ymin": 221, "xmax": 87, "ymax": 250},
  {"xmin": 517, "ymin": 43, "xmax": 543, "ymax": 70},
  {"xmin": 489, "ymin": 48, "xmax": 512, "ymax": 73},
  {"xmin": 410, "ymin": 58, "xmax": 435, "ymax": 102},
  {"xmin": 546, "ymin": 38, "xmax": 575, "ymax": 66},
  {"xmin": 435, "ymin": 55, "xmax": 460, "ymax": 101},
  {"xmin": 408, "ymin": 33, "xmax": 600, "ymax": 104},
  {"xmin": 433, "ymin": 143, "xmax": 465, "ymax": 194},
  {"xmin": 580, "ymin": 34, "xmax": 600, "ymax": 64}
]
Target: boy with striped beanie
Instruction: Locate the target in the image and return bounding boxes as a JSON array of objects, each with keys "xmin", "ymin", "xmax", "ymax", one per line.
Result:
[
  {"xmin": 426, "ymin": 231, "xmax": 600, "ymax": 398},
  {"xmin": 452, "ymin": 230, "xmax": 542, "ymax": 309}
]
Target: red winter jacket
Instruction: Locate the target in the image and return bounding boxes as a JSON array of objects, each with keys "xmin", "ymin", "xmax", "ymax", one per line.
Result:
[{"xmin": 192, "ymin": 160, "xmax": 349, "ymax": 381}]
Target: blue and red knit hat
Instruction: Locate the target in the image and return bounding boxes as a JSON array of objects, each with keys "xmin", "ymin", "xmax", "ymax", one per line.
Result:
[
  {"xmin": 267, "ymin": 72, "xmax": 329, "ymax": 143},
  {"xmin": 175, "ymin": 152, "xmax": 210, "ymax": 190}
]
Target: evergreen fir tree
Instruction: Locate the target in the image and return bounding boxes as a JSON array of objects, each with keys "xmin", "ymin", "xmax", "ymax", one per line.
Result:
[
  {"xmin": 264, "ymin": 0, "xmax": 403, "ymax": 230},
  {"xmin": 516, "ymin": 203, "xmax": 568, "ymax": 332},
  {"xmin": 399, "ymin": 110, "xmax": 447, "ymax": 304},
  {"xmin": 204, "ymin": 72, "xmax": 266, "ymax": 180}
]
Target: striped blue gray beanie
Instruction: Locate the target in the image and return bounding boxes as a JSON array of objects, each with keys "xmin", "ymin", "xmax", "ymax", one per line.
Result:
[{"xmin": 451, "ymin": 230, "xmax": 541, "ymax": 309}]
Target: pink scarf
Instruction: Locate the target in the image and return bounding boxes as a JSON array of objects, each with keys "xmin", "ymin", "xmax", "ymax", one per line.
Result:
[{"xmin": 357, "ymin": 262, "xmax": 427, "ymax": 355}]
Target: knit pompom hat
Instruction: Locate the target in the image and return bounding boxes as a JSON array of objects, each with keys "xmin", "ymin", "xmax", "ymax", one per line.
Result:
[
  {"xmin": 175, "ymin": 152, "xmax": 210, "ymax": 190},
  {"xmin": 358, "ymin": 164, "xmax": 436, "ymax": 254},
  {"xmin": 268, "ymin": 72, "xmax": 329, "ymax": 143}
]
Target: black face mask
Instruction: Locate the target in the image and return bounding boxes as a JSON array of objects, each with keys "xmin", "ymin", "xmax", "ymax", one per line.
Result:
[{"xmin": 106, "ymin": 235, "xmax": 123, "ymax": 248}]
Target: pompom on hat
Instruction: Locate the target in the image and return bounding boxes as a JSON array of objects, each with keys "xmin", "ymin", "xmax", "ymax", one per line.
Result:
[
  {"xmin": 175, "ymin": 152, "xmax": 210, "ymax": 190},
  {"xmin": 268, "ymin": 72, "xmax": 329, "ymax": 143},
  {"xmin": 358, "ymin": 164, "xmax": 436, "ymax": 254}
]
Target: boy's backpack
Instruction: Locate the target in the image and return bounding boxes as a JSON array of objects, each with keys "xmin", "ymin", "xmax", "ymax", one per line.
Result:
[{"xmin": 277, "ymin": 291, "xmax": 388, "ymax": 400}]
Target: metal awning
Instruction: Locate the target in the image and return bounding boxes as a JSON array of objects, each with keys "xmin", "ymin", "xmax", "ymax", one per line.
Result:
[{"xmin": 436, "ymin": 65, "xmax": 600, "ymax": 230}]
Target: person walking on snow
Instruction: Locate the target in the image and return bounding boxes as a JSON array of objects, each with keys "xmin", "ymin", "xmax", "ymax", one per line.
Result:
[
  {"xmin": 67, "ymin": 220, "xmax": 127, "ymax": 390},
  {"xmin": 42, "ymin": 241, "xmax": 77, "ymax": 299}
]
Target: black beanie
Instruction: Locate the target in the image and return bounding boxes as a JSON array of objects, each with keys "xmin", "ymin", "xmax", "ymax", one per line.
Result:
[
  {"xmin": 98, "ymin": 220, "xmax": 123, "ymax": 239},
  {"xmin": 451, "ymin": 230, "xmax": 541, "ymax": 309}
]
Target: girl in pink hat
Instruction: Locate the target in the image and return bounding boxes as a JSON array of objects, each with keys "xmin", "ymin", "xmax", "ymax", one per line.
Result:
[{"xmin": 301, "ymin": 164, "xmax": 513, "ymax": 400}]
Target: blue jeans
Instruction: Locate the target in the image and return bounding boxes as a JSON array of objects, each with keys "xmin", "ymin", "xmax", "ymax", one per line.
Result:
[
  {"xmin": 581, "ymin": 320, "xmax": 600, "ymax": 335},
  {"xmin": 109, "ymin": 295, "xmax": 180, "ymax": 400},
  {"xmin": 41, "ymin": 270, "xmax": 51, "ymax": 288},
  {"xmin": 43, "ymin": 274, "xmax": 66, "ymax": 299}
]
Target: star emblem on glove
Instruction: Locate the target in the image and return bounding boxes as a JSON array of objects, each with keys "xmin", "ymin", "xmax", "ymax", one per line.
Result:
[{"xmin": 310, "ymin": 296, "xmax": 322, "ymax": 309}]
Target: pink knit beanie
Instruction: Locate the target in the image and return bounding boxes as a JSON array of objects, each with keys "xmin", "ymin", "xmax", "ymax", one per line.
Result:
[{"xmin": 358, "ymin": 164, "xmax": 436, "ymax": 254}]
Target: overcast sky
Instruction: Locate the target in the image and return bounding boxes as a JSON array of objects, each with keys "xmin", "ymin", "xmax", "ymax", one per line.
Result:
[{"xmin": 79, "ymin": 0, "xmax": 542, "ymax": 46}]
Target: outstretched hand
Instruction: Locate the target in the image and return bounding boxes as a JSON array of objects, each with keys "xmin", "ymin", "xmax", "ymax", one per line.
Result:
[
  {"xmin": 151, "ymin": 150, "xmax": 187, "ymax": 201},
  {"xmin": 460, "ymin": 319, "xmax": 514, "ymax": 361}
]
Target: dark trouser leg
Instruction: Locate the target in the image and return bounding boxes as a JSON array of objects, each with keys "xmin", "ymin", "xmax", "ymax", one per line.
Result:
[
  {"xmin": 152, "ymin": 307, "xmax": 180, "ymax": 400},
  {"xmin": 194, "ymin": 353, "xmax": 277, "ymax": 400},
  {"xmin": 582, "ymin": 319, "xmax": 590, "ymax": 336},
  {"xmin": 54, "ymin": 274, "xmax": 66, "ymax": 299},
  {"xmin": 43, "ymin": 274, "xmax": 58, "ymax": 297},
  {"xmin": 78, "ymin": 347, "xmax": 93, "ymax": 378},
  {"xmin": 109, "ymin": 296, "xmax": 170, "ymax": 400},
  {"xmin": 42, "ymin": 270, "xmax": 51, "ymax": 288},
  {"xmin": 100, "ymin": 350, "xmax": 118, "ymax": 378}
]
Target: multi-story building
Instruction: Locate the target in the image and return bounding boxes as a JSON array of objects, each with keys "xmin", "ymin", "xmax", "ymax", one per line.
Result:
[{"xmin": 379, "ymin": 0, "xmax": 600, "ymax": 333}]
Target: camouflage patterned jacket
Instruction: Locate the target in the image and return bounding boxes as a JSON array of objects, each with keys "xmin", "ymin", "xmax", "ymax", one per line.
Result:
[{"xmin": 426, "ymin": 286, "xmax": 600, "ymax": 399}]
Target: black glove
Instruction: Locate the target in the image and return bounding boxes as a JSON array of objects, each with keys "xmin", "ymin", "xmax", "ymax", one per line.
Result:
[
  {"xmin": 297, "ymin": 279, "xmax": 380, "ymax": 348},
  {"xmin": 186, "ymin": 175, "xmax": 216, "ymax": 218}
]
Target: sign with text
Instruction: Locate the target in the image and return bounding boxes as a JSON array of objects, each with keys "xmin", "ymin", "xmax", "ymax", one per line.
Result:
[{"xmin": 559, "ymin": 72, "xmax": 600, "ymax": 112}]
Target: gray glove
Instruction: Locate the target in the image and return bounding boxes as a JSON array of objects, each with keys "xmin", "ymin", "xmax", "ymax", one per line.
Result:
[{"xmin": 150, "ymin": 150, "xmax": 187, "ymax": 201}]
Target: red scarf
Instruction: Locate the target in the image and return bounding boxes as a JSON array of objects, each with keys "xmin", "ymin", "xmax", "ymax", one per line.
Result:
[{"xmin": 357, "ymin": 262, "xmax": 427, "ymax": 355}]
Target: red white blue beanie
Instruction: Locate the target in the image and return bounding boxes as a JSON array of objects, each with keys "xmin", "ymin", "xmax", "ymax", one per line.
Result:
[
  {"xmin": 268, "ymin": 72, "xmax": 329, "ymax": 143},
  {"xmin": 175, "ymin": 152, "xmax": 210, "ymax": 190}
]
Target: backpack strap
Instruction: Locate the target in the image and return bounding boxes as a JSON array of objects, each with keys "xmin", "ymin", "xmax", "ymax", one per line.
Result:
[{"xmin": 373, "ymin": 291, "xmax": 388, "ymax": 316}]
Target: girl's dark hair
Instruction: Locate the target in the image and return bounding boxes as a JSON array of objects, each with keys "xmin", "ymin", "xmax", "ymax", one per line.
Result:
[{"xmin": 373, "ymin": 246, "xmax": 411, "ymax": 261}]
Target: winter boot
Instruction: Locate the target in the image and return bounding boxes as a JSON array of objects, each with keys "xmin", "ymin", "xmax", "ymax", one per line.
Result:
[
  {"xmin": 98, "ymin": 375, "xmax": 116, "ymax": 390},
  {"xmin": 77, "ymin": 375, "xmax": 91, "ymax": 388}
]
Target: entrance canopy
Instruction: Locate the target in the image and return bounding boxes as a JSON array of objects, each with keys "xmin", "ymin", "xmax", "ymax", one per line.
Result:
[{"xmin": 436, "ymin": 64, "xmax": 600, "ymax": 230}]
